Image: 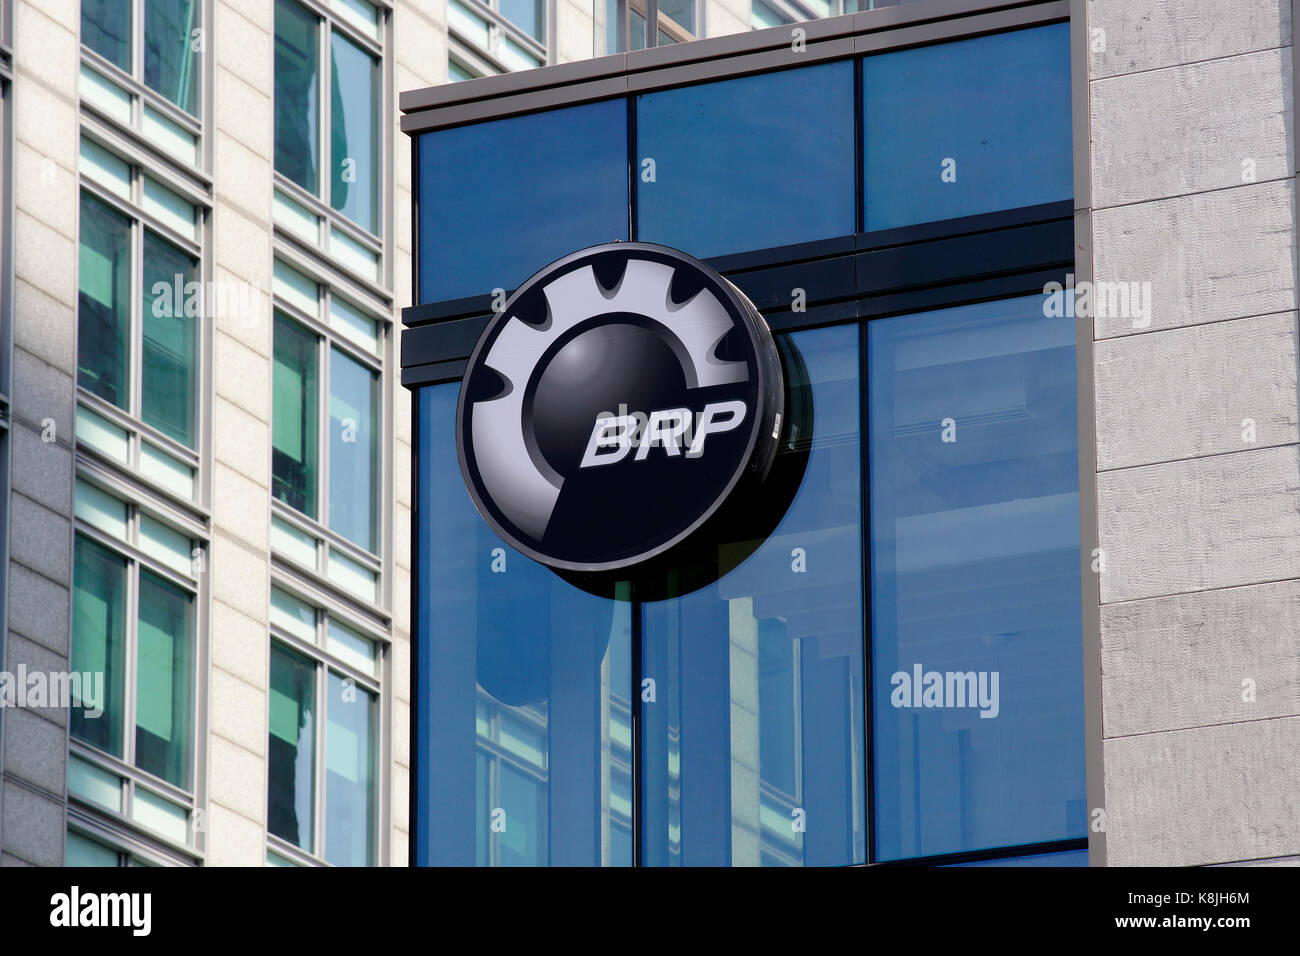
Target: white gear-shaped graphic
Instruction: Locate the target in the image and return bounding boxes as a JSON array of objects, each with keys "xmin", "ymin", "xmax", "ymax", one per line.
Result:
[{"xmin": 469, "ymin": 257, "xmax": 750, "ymax": 541}]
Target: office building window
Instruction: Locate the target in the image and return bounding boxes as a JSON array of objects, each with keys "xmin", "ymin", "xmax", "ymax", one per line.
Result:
[
  {"xmin": 66, "ymin": 828, "xmax": 167, "ymax": 866},
  {"xmin": 274, "ymin": 0, "xmax": 383, "ymax": 254},
  {"xmin": 268, "ymin": 587, "xmax": 382, "ymax": 866},
  {"xmin": 80, "ymin": 0, "xmax": 203, "ymax": 165},
  {"xmin": 603, "ymin": 0, "xmax": 696, "ymax": 53},
  {"xmin": 270, "ymin": 259, "xmax": 385, "ymax": 604},
  {"xmin": 448, "ymin": 0, "xmax": 545, "ymax": 73},
  {"xmin": 69, "ymin": 478, "xmax": 202, "ymax": 850},
  {"xmin": 77, "ymin": 136, "xmax": 205, "ymax": 501}
]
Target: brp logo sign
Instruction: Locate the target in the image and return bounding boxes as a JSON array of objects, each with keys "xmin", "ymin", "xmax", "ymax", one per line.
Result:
[{"xmin": 456, "ymin": 242, "xmax": 784, "ymax": 575}]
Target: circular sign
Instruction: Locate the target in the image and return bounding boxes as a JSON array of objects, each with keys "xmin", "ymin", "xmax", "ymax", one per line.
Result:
[{"xmin": 456, "ymin": 242, "xmax": 784, "ymax": 574}]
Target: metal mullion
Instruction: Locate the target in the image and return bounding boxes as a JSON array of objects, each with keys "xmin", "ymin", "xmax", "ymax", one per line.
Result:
[
  {"xmin": 318, "ymin": 333, "xmax": 331, "ymax": 547},
  {"xmin": 123, "ymin": 542, "xmax": 141, "ymax": 783},
  {"xmin": 271, "ymin": 621, "xmax": 380, "ymax": 697},
  {"xmin": 133, "ymin": 0, "xmax": 145, "ymax": 87},
  {"xmin": 313, "ymin": 658, "xmax": 329, "ymax": 859},
  {"xmin": 318, "ymin": 14, "xmax": 331, "ymax": 211},
  {"xmin": 130, "ymin": 215, "xmax": 145, "ymax": 456},
  {"xmin": 646, "ymin": 0, "xmax": 658, "ymax": 46}
]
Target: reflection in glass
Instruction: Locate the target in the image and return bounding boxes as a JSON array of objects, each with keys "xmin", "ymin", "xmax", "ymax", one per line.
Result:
[
  {"xmin": 640, "ymin": 324, "xmax": 865, "ymax": 866},
  {"xmin": 329, "ymin": 347, "xmax": 378, "ymax": 552},
  {"xmin": 501, "ymin": 0, "xmax": 543, "ymax": 40},
  {"xmin": 83, "ymin": 0, "xmax": 132, "ymax": 72},
  {"xmin": 135, "ymin": 570, "xmax": 194, "ymax": 788},
  {"xmin": 142, "ymin": 232, "xmax": 198, "ymax": 447},
  {"xmin": 868, "ymin": 294, "xmax": 1084, "ymax": 860},
  {"xmin": 269, "ymin": 643, "xmax": 316, "ymax": 852},
  {"xmin": 863, "ymin": 23, "xmax": 1072, "ymax": 231},
  {"xmin": 71, "ymin": 536, "xmax": 128, "ymax": 758},
  {"xmin": 274, "ymin": 0, "xmax": 320, "ymax": 193},
  {"xmin": 325, "ymin": 670, "xmax": 375, "ymax": 866},
  {"xmin": 145, "ymin": 0, "xmax": 200, "ymax": 114},
  {"xmin": 329, "ymin": 33, "xmax": 379, "ymax": 233},
  {"xmin": 637, "ymin": 62, "xmax": 855, "ymax": 258},
  {"xmin": 417, "ymin": 99, "xmax": 627, "ymax": 303},
  {"xmin": 272, "ymin": 314, "xmax": 319, "ymax": 518},
  {"xmin": 417, "ymin": 385, "xmax": 634, "ymax": 866},
  {"xmin": 78, "ymin": 193, "xmax": 132, "ymax": 411}
]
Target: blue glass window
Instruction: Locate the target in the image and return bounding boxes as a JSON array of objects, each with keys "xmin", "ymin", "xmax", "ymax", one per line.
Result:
[
  {"xmin": 639, "ymin": 325, "xmax": 865, "ymax": 866},
  {"xmin": 636, "ymin": 62, "xmax": 855, "ymax": 259},
  {"xmin": 868, "ymin": 293, "xmax": 1084, "ymax": 861},
  {"xmin": 416, "ymin": 385, "xmax": 634, "ymax": 866},
  {"xmin": 417, "ymin": 100, "xmax": 628, "ymax": 303},
  {"xmin": 948, "ymin": 848, "xmax": 1088, "ymax": 867},
  {"xmin": 862, "ymin": 23, "xmax": 1073, "ymax": 231}
]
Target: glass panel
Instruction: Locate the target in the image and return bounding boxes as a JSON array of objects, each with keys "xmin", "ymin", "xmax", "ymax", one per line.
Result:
[
  {"xmin": 142, "ymin": 178, "xmax": 199, "ymax": 241},
  {"xmin": 329, "ymin": 295, "xmax": 379, "ymax": 354},
  {"xmin": 868, "ymin": 294, "xmax": 1084, "ymax": 860},
  {"xmin": 275, "ymin": 0, "xmax": 320, "ymax": 193},
  {"xmin": 327, "ymin": 619, "xmax": 376, "ymax": 676},
  {"xmin": 145, "ymin": 0, "xmax": 200, "ymax": 114},
  {"xmin": 500, "ymin": 35, "xmax": 544, "ymax": 71},
  {"xmin": 328, "ymin": 225, "xmax": 380, "ymax": 281},
  {"xmin": 83, "ymin": 0, "xmax": 132, "ymax": 72},
  {"xmin": 658, "ymin": 0, "xmax": 694, "ymax": 33},
  {"xmin": 325, "ymin": 670, "xmax": 375, "ymax": 865},
  {"xmin": 142, "ymin": 231, "xmax": 198, "ymax": 446},
  {"xmin": 326, "ymin": 546, "xmax": 378, "ymax": 602},
  {"xmin": 132, "ymin": 786, "xmax": 190, "ymax": 842},
  {"xmin": 80, "ymin": 138, "xmax": 132, "ymax": 200},
  {"xmin": 139, "ymin": 514, "xmax": 194, "ymax": 577},
  {"xmin": 272, "ymin": 314, "xmax": 319, "ymax": 518},
  {"xmin": 140, "ymin": 441, "xmax": 196, "ymax": 498},
  {"xmin": 273, "ymin": 257, "xmax": 319, "ymax": 316},
  {"xmin": 75, "ymin": 480, "xmax": 129, "ymax": 540},
  {"xmin": 949, "ymin": 848, "xmax": 1089, "ymax": 867},
  {"xmin": 639, "ymin": 325, "xmax": 865, "ymax": 866},
  {"xmin": 417, "ymin": 99, "xmax": 627, "ymax": 303},
  {"xmin": 80, "ymin": 65, "xmax": 134, "ymax": 125},
  {"xmin": 500, "ymin": 0, "xmax": 543, "ymax": 41},
  {"xmin": 271, "ymin": 514, "xmax": 319, "ymax": 567},
  {"xmin": 448, "ymin": 1, "xmax": 491, "ymax": 49},
  {"xmin": 329, "ymin": 32, "xmax": 378, "ymax": 233},
  {"xmin": 416, "ymin": 384, "xmax": 634, "ymax": 866},
  {"xmin": 142, "ymin": 105, "xmax": 200, "ymax": 165},
  {"xmin": 76, "ymin": 404, "xmax": 130, "ymax": 463},
  {"xmin": 637, "ymin": 61, "xmax": 855, "ymax": 258},
  {"xmin": 333, "ymin": 0, "xmax": 380, "ymax": 40},
  {"xmin": 751, "ymin": 3, "xmax": 790, "ymax": 33},
  {"xmin": 68, "ymin": 755, "xmax": 124, "ymax": 812},
  {"xmin": 266, "ymin": 850, "xmax": 299, "ymax": 866},
  {"xmin": 329, "ymin": 347, "xmax": 377, "ymax": 551},
  {"xmin": 78, "ymin": 192, "xmax": 132, "ymax": 411},
  {"xmin": 71, "ymin": 536, "xmax": 128, "ymax": 758},
  {"xmin": 269, "ymin": 643, "xmax": 317, "ymax": 853},
  {"xmin": 448, "ymin": 58, "xmax": 475, "ymax": 82},
  {"xmin": 273, "ymin": 188, "xmax": 322, "ymax": 244},
  {"xmin": 135, "ymin": 570, "xmax": 194, "ymax": 788},
  {"xmin": 271, "ymin": 586, "xmax": 317, "ymax": 643},
  {"xmin": 66, "ymin": 831, "xmax": 121, "ymax": 866},
  {"xmin": 862, "ymin": 23, "xmax": 1073, "ymax": 231}
]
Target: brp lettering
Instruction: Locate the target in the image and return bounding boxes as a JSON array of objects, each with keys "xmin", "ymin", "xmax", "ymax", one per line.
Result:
[{"xmin": 579, "ymin": 400, "xmax": 747, "ymax": 468}]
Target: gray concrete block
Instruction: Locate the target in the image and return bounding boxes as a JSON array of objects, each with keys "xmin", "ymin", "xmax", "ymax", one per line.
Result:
[
  {"xmin": 1, "ymin": 781, "xmax": 65, "ymax": 867},
  {"xmin": 12, "ymin": 279, "xmax": 75, "ymax": 378},
  {"xmin": 1100, "ymin": 579, "xmax": 1300, "ymax": 737},
  {"xmin": 1094, "ymin": 312, "xmax": 1299, "ymax": 471},
  {"xmin": 11, "ymin": 347, "xmax": 74, "ymax": 442},
  {"xmin": 10, "ymin": 420, "xmax": 74, "ymax": 514},
  {"xmin": 1104, "ymin": 716, "xmax": 1300, "ymax": 865},
  {"xmin": 9, "ymin": 493, "xmax": 72, "ymax": 587},
  {"xmin": 2, "ymin": 709, "xmax": 67, "ymax": 795},
  {"xmin": 6, "ymin": 563, "xmax": 70, "ymax": 656},
  {"xmin": 1092, "ymin": 180, "xmax": 1295, "ymax": 339},
  {"xmin": 1097, "ymin": 444, "xmax": 1300, "ymax": 603},
  {"xmin": 1092, "ymin": 48, "xmax": 1291, "ymax": 208},
  {"xmin": 4, "ymin": 633, "xmax": 71, "ymax": 728},
  {"xmin": 1088, "ymin": 0, "xmax": 1291, "ymax": 80}
]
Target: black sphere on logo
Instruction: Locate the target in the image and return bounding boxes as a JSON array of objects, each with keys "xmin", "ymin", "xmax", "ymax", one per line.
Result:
[{"xmin": 456, "ymin": 242, "xmax": 796, "ymax": 597}]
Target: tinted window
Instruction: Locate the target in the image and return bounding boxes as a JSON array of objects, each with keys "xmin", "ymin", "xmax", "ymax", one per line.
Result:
[
  {"xmin": 863, "ymin": 24, "xmax": 1072, "ymax": 231},
  {"xmin": 637, "ymin": 61, "xmax": 855, "ymax": 258},
  {"xmin": 417, "ymin": 99, "xmax": 628, "ymax": 303},
  {"xmin": 868, "ymin": 294, "xmax": 1084, "ymax": 860},
  {"xmin": 639, "ymin": 325, "xmax": 865, "ymax": 866}
]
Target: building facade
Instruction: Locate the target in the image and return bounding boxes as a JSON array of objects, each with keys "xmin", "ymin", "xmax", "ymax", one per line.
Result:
[{"xmin": 0, "ymin": 0, "xmax": 1296, "ymax": 868}]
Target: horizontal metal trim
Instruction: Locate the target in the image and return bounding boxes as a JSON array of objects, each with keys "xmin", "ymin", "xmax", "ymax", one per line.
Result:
[
  {"xmin": 856, "ymin": 199, "xmax": 1073, "ymax": 251},
  {"xmin": 401, "ymin": 314, "xmax": 492, "ymax": 367},
  {"xmin": 765, "ymin": 298, "xmax": 860, "ymax": 334},
  {"xmin": 856, "ymin": 265, "xmax": 1067, "ymax": 320},
  {"xmin": 401, "ymin": 0, "xmax": 1067, "ymax": 134},
  {"xmin": 402, "ymin": 359, "xmax": 468, "ymax": 388},
  {"xmin": 403, "ymin": 291, "xmax": 497, "ymax": 327},
  {"xmin": 707, "ymin": 234, "xmax": 858, "ymax": 273}
]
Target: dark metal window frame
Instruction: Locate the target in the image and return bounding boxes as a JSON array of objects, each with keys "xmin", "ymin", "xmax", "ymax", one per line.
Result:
[{"xmin": 404, "ymin": 0, "xmax": 1094, "ymax": 868}]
